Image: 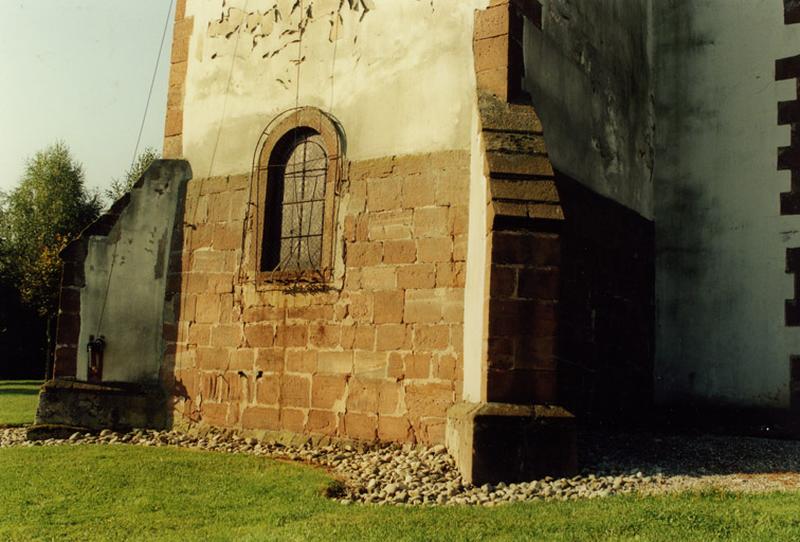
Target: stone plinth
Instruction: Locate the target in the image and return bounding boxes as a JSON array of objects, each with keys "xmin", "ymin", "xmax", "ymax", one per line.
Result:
[
  {"xmin": 446, "ymin": 401, "xmax": 577, "ymax": 485},
  {"xmin": 34, "ymin": 379, "xmax": 167, "ymax": 432}
]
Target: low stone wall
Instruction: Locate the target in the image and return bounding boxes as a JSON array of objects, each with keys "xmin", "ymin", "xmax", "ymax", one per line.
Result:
[
  {"xmin": 35, "ymin": 380, "xmax": 166, "ymax": 432},
  {"xmin": 53, "ymin": 160, "xmax": 191, "ymax": 383}
]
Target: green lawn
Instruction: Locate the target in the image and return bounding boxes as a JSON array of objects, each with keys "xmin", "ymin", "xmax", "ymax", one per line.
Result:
[
  {"xmin": 2, "ymin": 383, "xmax": 800, "ymax": 540},
  {"xmin": 1, "ymin": 445, "xmax": 800, "ymax": 541},
  {"xmin": 0, "ymin": 380, "xmax": 41, "ymax": 426}
]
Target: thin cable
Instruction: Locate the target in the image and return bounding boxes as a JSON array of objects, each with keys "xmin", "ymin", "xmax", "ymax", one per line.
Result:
[
  {"xmin": 131, "ymin": 0, "xmax": 175, "ymax": 169},
  {"xmin": 206, "ymin": 0, "xmax": 249, "ymax": 179},
  {"xmin": 237, "ymin": 107, "xmax": 306, "ymax": 285},
  {"xmin": 96, "ymin": 0, "xmax": 174, "ymax": 339},
  {"xmin": 201, "ymin": 1, "xmax": 248, "ymax": 316},
  {"xmin": 94, "ymin": 241, "xmax": 119, "ymax": 338},
  {"xmin": 294, "ymin": 0, "xmax": 305, "ymax": 115},
  {"xmin": 328, "ymin": 13, "xmax": 339, "ymax": 113}
]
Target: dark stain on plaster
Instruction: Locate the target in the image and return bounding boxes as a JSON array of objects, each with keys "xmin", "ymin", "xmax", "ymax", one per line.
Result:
[
  {"xmin": 529, "ymin": 0, "xmax": 657, "ymax": 213},
  {"xmin": 650, "ymin": 0, "xmax": 742, "ymax": 393},
  {"xmin": 653, "ymin": 0, "xmax": 719, "ymax": 256},
  {"xmin": 785, "ymin": 0, "xmax": 800, "ymax": 24},
  {"xmin": 154, "ymin": 232, "xmax": 168, "ymax": 280},
  {"xmin": 207, "ymin": 0, "xmax": 374, "ymax": 62}
]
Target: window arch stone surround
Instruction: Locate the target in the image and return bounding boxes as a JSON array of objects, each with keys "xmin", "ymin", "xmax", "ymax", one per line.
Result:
[{"xmin": 251, "ymin": 107, "xmax": 345, "ymax": 285}]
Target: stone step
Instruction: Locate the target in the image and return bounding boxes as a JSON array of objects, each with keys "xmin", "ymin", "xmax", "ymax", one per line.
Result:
[
  {"xmin": 484, "ymin": 130, "xmax": 548, "ymax": 155},
  {"xmin": 486, "ymin": 151, "xmax": 554, "ymax": 178},
  {"xmin": 491, "ymin": 178, "xmax": 559, "ymax": 203},
  {"xmin": 492, "ymin": 201, "xmax": 564, "ymax": 221},
  {"xmin": 479, "ymin": 92, "xmax": 543, "ymax": 133}
]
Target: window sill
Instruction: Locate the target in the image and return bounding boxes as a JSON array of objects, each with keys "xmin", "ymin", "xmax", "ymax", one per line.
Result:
[{"xmin": 255, "ymin": 268, "xmax": 332, "ymax": 288}]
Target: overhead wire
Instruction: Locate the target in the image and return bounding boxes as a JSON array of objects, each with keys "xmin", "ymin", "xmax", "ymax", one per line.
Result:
[
  {"xmin": 238, "ymin": 1, "xmax": 313, "ymax": 284},
  {"xmin": 205, "ymin": 0, "xmax": 250, "ymax": 180},
  {"xmin": 95, "ymin": 0, "xmax": 176, "ymax": 339},
  {"xmin": 192, "ymin": 0, "xmax": 250, "ymax": 381},
  {"xmin": 131, "ymin": 0, "xmax": 175, "ymax": 170},
  {"xmin": 291, "ymin": 0, "xmax": 306, "ymax": 271}
]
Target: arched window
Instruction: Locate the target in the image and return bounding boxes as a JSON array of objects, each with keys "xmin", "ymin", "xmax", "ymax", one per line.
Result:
[{"xmin": 254, "ymin": 108, "xmax": 342, "ymax": 283}]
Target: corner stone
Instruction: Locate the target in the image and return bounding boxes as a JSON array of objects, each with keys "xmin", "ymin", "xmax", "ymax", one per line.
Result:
[{"xmin": 445, "ymin": 401, "xmax": 577, "ymax": 485}]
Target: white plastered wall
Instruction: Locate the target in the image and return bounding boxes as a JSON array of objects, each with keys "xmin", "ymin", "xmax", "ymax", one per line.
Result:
[
  {"xmin": 77, "ymin": 163, "xmax": 188, "ymax": 383},
  {"xmin": 653, "ymin": 1, "xmax": 800, "ymax": 408},
  {"xmin": 182, "ymin": 0, "xmax": 488, "ymax": 176}
]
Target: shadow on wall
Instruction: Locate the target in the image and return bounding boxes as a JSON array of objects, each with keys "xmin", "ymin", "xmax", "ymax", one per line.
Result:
[
  {"xmin": 160, "ymin": 179, "xmax": 190, "ymax": 429},
  {"xmin": 555, "ymin": 171, "xmax": 655, "ymax": 424}
]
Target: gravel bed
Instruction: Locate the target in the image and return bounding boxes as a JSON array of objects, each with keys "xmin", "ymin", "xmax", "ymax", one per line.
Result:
[
  {"xmin": 3, "ymin": 427, "xmax": 800, "ymax": 505},
  {"xmin": 581, "ymin": 431, "xmax": 800, "ymax": 495}
]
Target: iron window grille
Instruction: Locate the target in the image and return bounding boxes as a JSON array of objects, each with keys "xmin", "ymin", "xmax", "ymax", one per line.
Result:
[{"xmin": 252, "ymin": 108, "xmax": 343, "ymax": 285}]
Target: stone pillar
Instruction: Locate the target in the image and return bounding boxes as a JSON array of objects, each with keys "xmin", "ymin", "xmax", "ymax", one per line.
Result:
[
  {"xmin": 163, "ymin": 0, "xmax": 192, "ymax": 159},
  {"xmin": 52, "ymin": 242, "xmax": 86, "ymax": 379},
  {"xmin": 447, "ymin": 0, "xmax": 577, "ymax": 485}
]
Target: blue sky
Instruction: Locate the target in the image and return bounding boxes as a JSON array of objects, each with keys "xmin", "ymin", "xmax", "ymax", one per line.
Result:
[{"xmin": 0, "ymin": 1, "xmax": 175, "ymax": 195}]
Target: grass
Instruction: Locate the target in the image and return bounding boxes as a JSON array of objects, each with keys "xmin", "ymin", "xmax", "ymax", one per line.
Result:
[
  {"xmin": 3, "ymin": 382, "xmax": 800, "ymax": 541},
  {"xmin": 3, "ymin": 445, "xmax": 800, "ymax": 541},
  {"xmin": 0, "ymin": 380, "xmax": 41, "ymax": 426}
]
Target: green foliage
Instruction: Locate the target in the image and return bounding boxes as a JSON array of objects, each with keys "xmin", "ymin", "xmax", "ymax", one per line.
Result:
[
  {"xmin": 0, "ymin": 142, "xmax": 102, "ymax": 316},
  {"xmin": 105, "ymin": 147, "xmax": 160, "ymax": 203}
]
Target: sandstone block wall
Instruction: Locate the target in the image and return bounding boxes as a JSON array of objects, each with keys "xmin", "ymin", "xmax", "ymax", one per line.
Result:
[
  {"xmin": 163, "ymin": 150, "xmax": 469, "ymax": 445},
  {"xmin": 486, "ymin": 228, "xmax": 560, "ymax": 405},
  {"xmin": 556, "ymin": 173, "xmax": 654, "ymax": 420}
]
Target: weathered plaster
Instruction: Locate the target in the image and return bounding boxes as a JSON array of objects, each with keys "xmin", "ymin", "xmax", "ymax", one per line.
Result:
[
  {"xmin": 519, "ymin": 0, "xmax": 800, "ymax": 409},
  {"xmin": 653, "ymin": 0, "xmax": 800, "ymax": 408},
  {"xmin": 178, "ymin": 0, "xmax": 494, "ymax": 410},
  {"xmin": 462, "ymin": 101, "xmax": 490, "ymax": 403},
  {"xmin": 182, "ymin": 0, "xmax": 489, "ymax": 178},
  {"xmin": 77, "ymin": 162, "xmax": 191, "ymax": 383},
  {"xmin": 521, "ymin": 0, "xmax": 655, "ymax": 219}
]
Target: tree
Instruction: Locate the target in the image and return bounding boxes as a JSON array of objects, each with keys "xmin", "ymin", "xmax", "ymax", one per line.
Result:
[
  {"xmin": 105, "ymin": 147, "xmax": 160, "ymax": 202},
  {"xmin": 0, "ymin": 142, "xmax": 102, "ymax": 378},
  {"xmin": 0, "ymin": 142, "xmax": 102, "ymax": 317}
]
